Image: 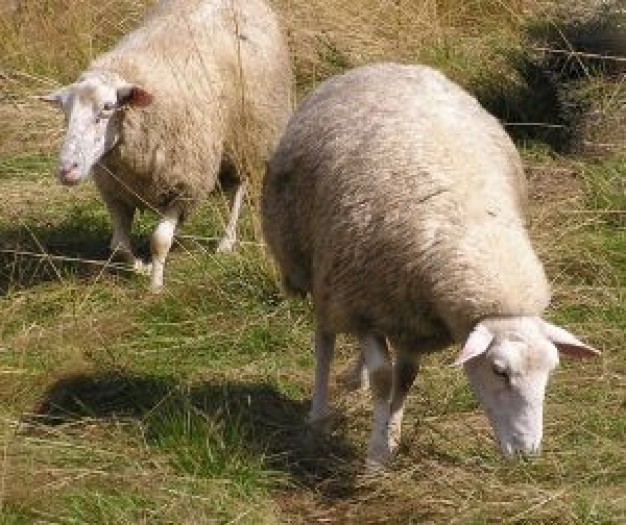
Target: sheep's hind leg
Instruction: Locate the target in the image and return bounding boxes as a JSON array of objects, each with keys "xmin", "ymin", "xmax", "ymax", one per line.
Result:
[
  {"xmin": 107, "ymin": 199, "xmax": 150, "ymax": 275},
  {"xmin": 150, "ymin": 208, "xmax": 180, "ymax": 292},
  {"xmin": 360, "ymin": 333, "xmax": 393, "ymax": 469},
  {"xmin": 389, "ymin": 352, "xmax": 420, "ymax": 453},
  {"xmin": 308, "ymin": 328, "xmax": 336, "ymax": 432},
  {"xmin": 217, "ymin": 181, "xmax": 245, "ymax": 253}
]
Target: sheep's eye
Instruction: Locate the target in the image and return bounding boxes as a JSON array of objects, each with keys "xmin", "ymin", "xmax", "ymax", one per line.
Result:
[
  {"xmin": 492, "ymin": 364, "xmax": 510, "ymax": 382},
  {"xmin": 96, "ymin": 103, "xmax": 116, "ymax": 124}
]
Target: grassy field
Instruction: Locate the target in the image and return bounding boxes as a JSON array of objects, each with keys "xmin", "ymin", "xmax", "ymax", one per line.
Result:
[{"xmin": 0, "ymin": 0, "xmax": 624, "ymax": 523}]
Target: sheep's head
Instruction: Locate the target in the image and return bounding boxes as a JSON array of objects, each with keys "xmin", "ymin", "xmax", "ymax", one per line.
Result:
[
  {"xmin": 455, "ymin": 316, "xmax": 599, "ymax": 456},
  {"xmin": 41, "ymin": 73, "xmax": 153, "ymax": 185}
]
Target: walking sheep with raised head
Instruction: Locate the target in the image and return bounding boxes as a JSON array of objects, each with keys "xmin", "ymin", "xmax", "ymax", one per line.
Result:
[
  {"xmin": 261, "ymin": 63, "xmax": 600, "ymax": 468},
  {"xmin": 43, "ymin": 0, "xmax": 292, "ymax": 291}
]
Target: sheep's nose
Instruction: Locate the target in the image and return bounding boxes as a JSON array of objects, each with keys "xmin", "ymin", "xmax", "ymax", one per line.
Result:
[
  {"xmin": 58, "ymin": 162, "xmax": 81, "ymax": 185},
  {"xmin": 59, "ymin": 162, "xmax": 78, "ymax": 175}
]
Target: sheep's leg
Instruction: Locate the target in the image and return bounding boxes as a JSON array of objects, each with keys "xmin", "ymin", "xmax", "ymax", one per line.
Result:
[
  {"xmin": 360, "ymin": 333, "xmax": 393, "ymax": 469},
  {"xmin": 339, "ymin": 350, "xmax": 369, "ymax": 392},
  {"xmin": 150, "ymin": 208, "xmax": 180, "ymax": 292},
  {"xmin": 106, "ymin": 199, "xmax": 149, "ymax": 274},
  {"xmin": 389, "ymin": 353, "xmax": 420, "ymax": 452},
  {"xmin": 217, "ymin": 181, "xmax": 245, "ymax": 253},
  {"xmin": 308, "ymin": 328, "xmax": 336, "ymax": 430}
]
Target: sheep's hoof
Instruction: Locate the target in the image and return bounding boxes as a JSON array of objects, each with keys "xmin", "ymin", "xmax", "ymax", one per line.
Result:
[
  {"xmin": 365, "ymin": 448, "xmax": 392, "ymax": 472},
  {"xmin": 133, "ymin": 259, "xmax": 152, "ymax": 276},
  {"xmin": 216, "ymin": 237, "xmax": 235, "ymax": 253},
  {"xmin": 365, "ymin": 457, "xmax": 391, "ymax": 473},
  {"xmin": 366, "ymin": 435, "xmax": 393, "ymax": 471},
  {"xmin": 388, "ymin": 434, "xmax": 401, "ymax": 454},
  {"xmin": 149, "ymin": 276, "xmax": 164, "ymax": 294}
]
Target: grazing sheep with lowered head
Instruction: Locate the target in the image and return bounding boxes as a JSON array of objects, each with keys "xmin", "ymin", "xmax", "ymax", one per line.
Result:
[
  {"xmin": 261, "ymin": 63, "xmax": 600, "ymax": 468},
  {"xmin": 43, "ymin": 0, "xmax": 292, "ymax": 290}
]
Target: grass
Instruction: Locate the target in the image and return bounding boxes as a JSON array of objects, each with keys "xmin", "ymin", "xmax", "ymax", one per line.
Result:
[{"xmin": 0, "ymin": 0, "xmax": 625, "ymax": 523}]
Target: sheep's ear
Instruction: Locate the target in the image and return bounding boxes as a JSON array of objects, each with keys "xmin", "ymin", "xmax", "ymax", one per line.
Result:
[
  {"xmin": 38, "ymin": 87, "xmax": 69, "ymax": 107},
  {"xmin": 541, "ymin": 321, "xmax": 601, "ymax": 359},
  {"xmin": 453, "ymin": 323, "xmax": 494, "ymax": 366},
  {"xmin": 117, "ymin": 86, "xmax": 153, "ymax": 108}
]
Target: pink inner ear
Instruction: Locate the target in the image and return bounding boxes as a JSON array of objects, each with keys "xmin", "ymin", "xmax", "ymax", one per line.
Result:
[
  {"xmin": 453, "ymin": 323, "xmax": 494, "ymax": 366},
  {"xmin": 541, "ymin": 320, "xmax": 600, "ymax": 359},
  {"xmin": 130, "ymin": 87, "xmax": 154, "ymax": 108},
  {"xmin": 555, "ymin": 342, "xmax": 601, "ymax": 360}
]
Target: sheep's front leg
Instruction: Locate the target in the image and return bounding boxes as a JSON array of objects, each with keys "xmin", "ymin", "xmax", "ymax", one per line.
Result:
[
  {"xmin": 217, "ymin": 181, "xmax": 245, "ymax": 253},
  {"xmin": 308, "ymin": 328, "xmax": 336, "ymax": 430},
  {"xmin": 150, "ymin": 208, "xmax": 180, "ymax": 292},
  {"xmin": 106, "ymin": 199, "xmax": 150, "ymax": 275},
  {"xmin": 389, "ymin": 353, "xmax": 420, "ymax": 452},
  {"xmin": 360, "ymin": 333, "xmax": 393, "ymax": 469}
]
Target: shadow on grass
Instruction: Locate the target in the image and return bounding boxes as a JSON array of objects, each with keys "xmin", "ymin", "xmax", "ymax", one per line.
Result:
[
  {"xmin": 528, "ymin": 1, "xmax": 625, "ymax": 80},
  {"xmin": 0, "ymin": 185, "xmax": 241, "ymax": 296},
  {"xmin": 477, "ymin": 53, "xmax": 576, "ymax": 151},
  {"xmin": 0, "ymin": 207, "xmax": 149, "ymax": 295},
  {"xmin": 490, "ymin": 1, "xmax": 625, "ymax": 153},
  {"xmin": 29, "ymin": 370, "xmax": 360, "ymax": 499},
  {"xmin": 476, "ymin": 2, "xmax": 624, "ymax": 152}
]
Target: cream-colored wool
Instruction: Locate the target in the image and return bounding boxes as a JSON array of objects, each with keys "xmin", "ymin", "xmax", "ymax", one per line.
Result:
[
  {"xmin": 262, "ymin": 63, "xmax": 600, "ymax": 468},
  {"xmin": 92, "ymin": 0, "xmax": 292, "ymax": 217},
  {"xmin": 263, "ymin": 63, "xmax": 549, "ymax": 347}
]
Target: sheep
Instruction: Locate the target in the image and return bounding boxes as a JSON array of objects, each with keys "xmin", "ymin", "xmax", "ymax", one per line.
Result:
[
  {"xmin": 42, "ymin": 0, "xmax": 292, "ymax": 291},
  {"xmin": 261, "ymin": 63, "xmax": 600, "ymax": 468}
]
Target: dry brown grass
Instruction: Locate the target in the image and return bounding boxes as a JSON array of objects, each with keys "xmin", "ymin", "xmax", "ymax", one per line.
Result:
[
  {"xmin": 0, "ymin": 0, "xmax": 624, "ymax": 523},
  {"xmin": 0, "ymin": 0, "xmax": 151, "ymax": 81},
  {"xmin": 274, "ymin": 0, "xmax": 533, "ymax": 93},
  {"xmin": 0, "ymin": 0, "xmax": 532, "ymax": 96}
]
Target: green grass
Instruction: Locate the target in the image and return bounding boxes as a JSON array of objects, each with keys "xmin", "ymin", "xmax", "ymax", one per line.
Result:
[
  {"xmin": 0, "ymin": 0, "xmax": 625, "ymax": 523},
  {"xmin": 0, "ymin": 154, "xmax": 55, "ymax": 181},
  {"xmin": 0, "ymin": 148, "xmax": 623, "ymax": 522},
  {"xmin": 582, "ymin": 156, "xmax": 626, "ymax": 226}
]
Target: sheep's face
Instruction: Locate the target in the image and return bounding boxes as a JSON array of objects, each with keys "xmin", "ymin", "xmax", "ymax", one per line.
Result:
[
  {"xmin": 41, "ymin": 75, "xmax": 153, "ymax": 186},
  {"xmin": 455, "ymin": 317, "xmax": 599, "ymax": 456},
  {"xmin": 463, "ymin": 332, "xmax": 556, "ymax": 455}
]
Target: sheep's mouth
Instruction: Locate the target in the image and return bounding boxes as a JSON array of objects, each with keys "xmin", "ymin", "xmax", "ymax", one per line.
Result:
[
  {"xmin": 58, "ymin": 169, "xmax": 83, "ymax": 186},
  {"xmin": 497, "ymin": 432, "xmax": 542, "ymax": 457}
]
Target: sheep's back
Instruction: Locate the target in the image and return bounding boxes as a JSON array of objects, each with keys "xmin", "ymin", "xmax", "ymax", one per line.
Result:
[{"xmin": 263, "ymin": 63, "xmax": 549, "ymax": 341}]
